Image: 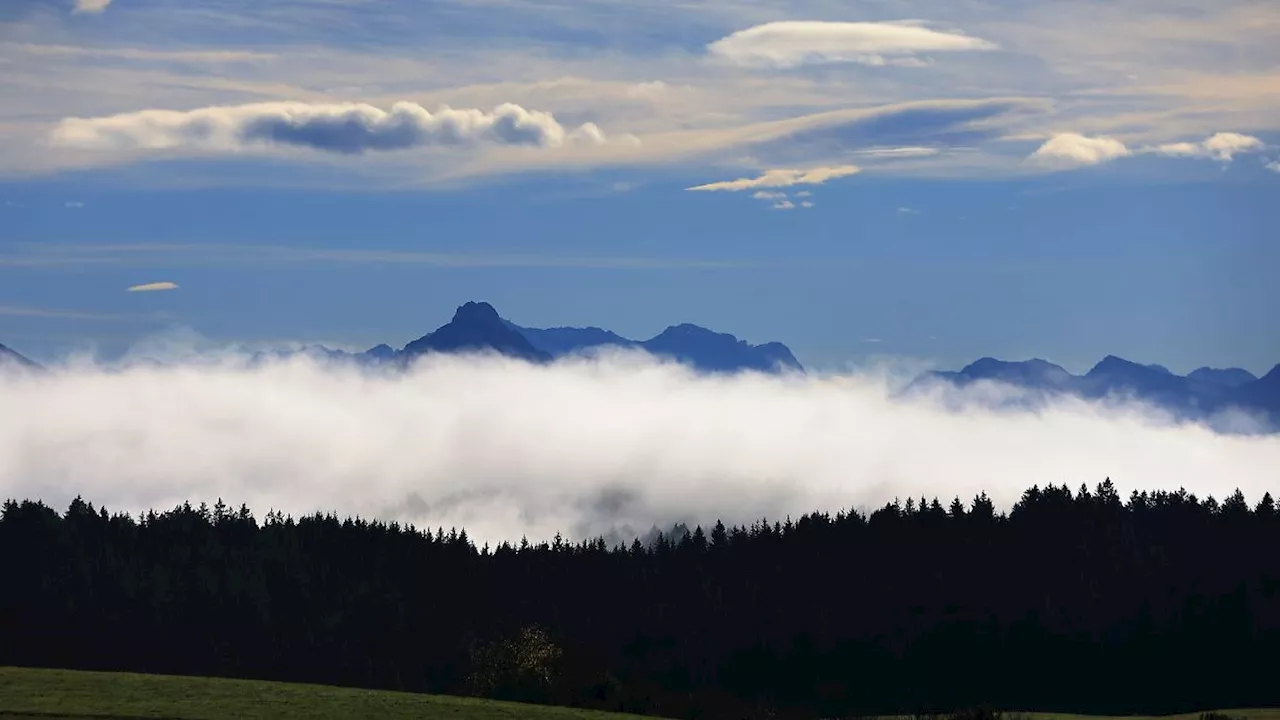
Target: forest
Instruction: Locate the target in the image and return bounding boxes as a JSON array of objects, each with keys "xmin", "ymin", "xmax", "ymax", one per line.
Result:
[{"xmin": 2, "ymin": 480, "xmax": 1278, "ymax": 720}]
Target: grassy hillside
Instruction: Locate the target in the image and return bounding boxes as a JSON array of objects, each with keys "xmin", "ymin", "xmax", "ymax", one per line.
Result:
[
  {"xmin": 1008, "ymin": 714, "xmax": 1280, "ymax": 720},
  {"xmin": 1, "ymin": 667, "xmax": 1276, "ymax": 720},
  {"xmin": 0, "ymin": 667, "xmax": 665, "ymax": 720}
]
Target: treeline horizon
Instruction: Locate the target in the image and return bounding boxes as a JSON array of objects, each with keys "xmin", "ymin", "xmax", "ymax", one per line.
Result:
[{"xmin": 3, "ymin": 480, "xmax": 1279, "ymax": 720}]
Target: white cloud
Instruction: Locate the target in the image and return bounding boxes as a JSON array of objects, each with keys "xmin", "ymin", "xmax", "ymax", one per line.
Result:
[
  {"xmin": 49, "ymin": 101, "xmax": 611, "ymax": 155},
  {"xmin": 1030, "ymin": 131, "xmax": 1269, "ymax": 170},
  {"xmin": 3, "ymin": 0, "xmax": 1276, "ymax": 186},
  {"xmin": 0, "ymin": 352, "xmax": 1275, "ymax": 547},
  {"xmin": 708, "ymin": 20, "xmax": 998, "ymax": 69},
  {"xmin": 127, "ymin": 282, "xmax": 179, "ymax": 292},
  {"xmin": 625, "ymin": 81, "xmax": 678, "ymax": 100},
  {"xmin": 1152, "ymin": 132, "xmax": 1266, "ymax": 161},
  {"xmin": 73, "ymin": 0, "xmax": 112, "ymax": 14},
  {"xmin": 1030, "ymin": 133, "xmax": 1132, "ymax": 168},
  {"xmin": 65, "ymin": 201, "xmax": 84, "ymax": 209},
  {"xmin": 853, "ymin": 146, "xmax": 942, "ymax": 158},
  {"xmin": 750, "ymin": 190, "xmax": 814, "ymax": 209},
  {"xmin": 688, "ymin": 165, "xmax": 860, "ymax": 192},
  {"xmin": 1267, "ymin": 160, "xmax": 1280, "ymax": 173}
]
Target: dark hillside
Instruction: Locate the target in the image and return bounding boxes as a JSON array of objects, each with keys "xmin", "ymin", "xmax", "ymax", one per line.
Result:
[{"xmin": 2, "ymin": 481, "xmax": 1278, "ymax": 719}]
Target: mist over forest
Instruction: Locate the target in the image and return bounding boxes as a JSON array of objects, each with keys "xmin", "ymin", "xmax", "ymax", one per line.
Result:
[{"xmin": 2, "ymin": 348, "xmax": 1276, "ymax": 547}]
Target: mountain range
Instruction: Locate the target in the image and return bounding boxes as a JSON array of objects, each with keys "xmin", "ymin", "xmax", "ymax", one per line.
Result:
[
  {"xmin": 907, "ymin": 355, "xmax": 1280, "ymax": 430},
  {"xmin": 250, "ymin": 300, "xmax": 803, "ymax": 374},
  {"xmin": 3, "ymin": 301, "xmax": 1277, "ymax": 430}
]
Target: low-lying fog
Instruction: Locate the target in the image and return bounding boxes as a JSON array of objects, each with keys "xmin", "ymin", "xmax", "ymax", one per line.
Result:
[{"xmin": 2, "ymin": 346, "xmax": 1276, "ymax": 546}]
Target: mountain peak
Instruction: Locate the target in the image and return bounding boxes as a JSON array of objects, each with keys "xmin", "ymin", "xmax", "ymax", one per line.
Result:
[
  {"xmin": 1188, "ymin": 366, "xmax": 1258, "ymax": 389},
  {"xmin": 952, "ymin": 357, "xmax": 1073, "ymax": 388},
  {"xmin": 361, "ymin": 344, "xmax": 396, "ymax": 361},
  {"xmin": 642, "ymin": 323, "xmax": 800, "ymax": 373},
  {"xmin": 0, "ymin": 343, "xmax": 39, "ymax": 370},
  {"xmin": 452, "ymin": 301, "xmax": 502, "ymax": 326},
  {"xmin": 1259, "ymin": 364, "xmax": 1280, "ymax": 385},
  {"xmin": 654, "ymin": 323, "xmax": 721, "ymax": 338},
  {"xmin": 1087, "ymin": 355, "xmax": 1138, "ymax": 375},
  {"xmin": 1086, "ymin": 355, "xmax": 1178, "ymax": 378},
  {"xmin": 401, "ymin": 301, "xmax": 550, "ymax": 363}
]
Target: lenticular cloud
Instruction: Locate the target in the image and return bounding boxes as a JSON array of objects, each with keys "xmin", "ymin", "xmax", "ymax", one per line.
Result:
[
  {"xmin": 708, "ymin": 20, "xmax": 997, "ymax": 69},
  {"xmin": 1, "ymin": 352, "xmax": 1276, "ymax": 547},
  {"xmin": 49, "ymin": 101, "xmax": 610, "ymax": 154}
]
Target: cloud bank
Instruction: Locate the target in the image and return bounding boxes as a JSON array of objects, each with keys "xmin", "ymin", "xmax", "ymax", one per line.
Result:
[
  {"xmin": 127, "ymin": 282, "xmax": 179, "ymax": 292},
  {"xmin": 688, "ymin": 165, "xmax": 860, "ymax": 192},
  {"xmin": 1, "ymin": 351, "xmax": 1276, "ymax": 548},
  {"xmin": 1031, "ymin": 131, "xmax": 1267, "ymax": 168},
  {"xmin": 708, "ymin": 21, "xmax": 998, "ymax": 69},
  {"xmin": 49, "ymin": 101, "xmax": 610, "ymax": 155}
]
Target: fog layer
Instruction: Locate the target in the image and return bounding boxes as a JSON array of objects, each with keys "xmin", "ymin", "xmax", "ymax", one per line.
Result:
[{"xmin": 1, "ymin": 350, "xmax": 1275, "ymax": 546}]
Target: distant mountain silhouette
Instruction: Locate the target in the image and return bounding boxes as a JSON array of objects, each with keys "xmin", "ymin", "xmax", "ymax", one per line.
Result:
[
  {"xmin": 502, "ymin": 322, "xmax": 639, "ymax": 357},
  {"xmin": 248, "ymin": 345, "xmax": 354, "ymax": 367},
  {"xmin": 1077, "ymin": 355, "xmax": 1208, "ymax": 410},
  {"xmin": 410, "ymin": 304, "xmax": 801, "ymax": 373},
  {"xmin": 360, "ymin": 344, "xmax": 396, "ymax": 362},
  {"xmin": 925, "ymin": 357, "xmax": 1075, "ymax": 390},
  {"xmin": 106, "ymin": 301, "xmax": 798, "ymax": 374},
  {"xmin": 504, "ymin": 318, "xmax": 803, "ymax": 374},
  {"xmin": 1188, "ymin": 366, "xmax": 1258, "ymax": 388},
  {"xmin": 0, "ymin": 343, "xmax": 39, "ymax": 370},
  {"xmin": 399, "ymin": 301, "xmax": 552, "ymax": 365},
  {"xmin": 912, "ymin": 354, "xmax": 1280, "ymax": 431},
  {"xmin": 639, "ymin": 324, "xmax": 803, "ymax": 374},
  {"xmin": 1236, "ymin": 364, "xmax": 1280, "ymax": 417}
]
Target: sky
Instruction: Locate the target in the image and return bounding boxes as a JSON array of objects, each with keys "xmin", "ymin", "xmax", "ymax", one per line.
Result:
[{"xmin": 2, "ymin": 0, "xmax": 1278, "ymax": 375}]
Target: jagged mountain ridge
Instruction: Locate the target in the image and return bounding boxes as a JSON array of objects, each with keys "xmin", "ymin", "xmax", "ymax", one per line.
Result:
[
  {"xmin": 7, "ymin": 302, "xmax": 1276, "ymax": 429},
  {"xmin": 253, "ymin": 300, "xmax": 803, "ymax": 374},
  {"xmin": 911, "ymin": 355, "xmax": 1280, "ymax": 429},
  {"xmin": 504, "ymin": 318, "xmax": 804, "ymax": 374}
]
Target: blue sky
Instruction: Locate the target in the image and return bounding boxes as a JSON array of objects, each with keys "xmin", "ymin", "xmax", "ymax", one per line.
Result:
[{"xmin": 1, "ymin": 0, "xmax": 1278, "ymax": 374}]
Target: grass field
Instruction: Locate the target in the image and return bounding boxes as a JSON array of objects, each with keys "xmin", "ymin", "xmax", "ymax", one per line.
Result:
[
  {"xmin": 0, "ymin": 667, "xmax": 665, "ymax": 720},
  {"xmin": 1, "ymin": 666, "xmax": 1276, "ymax": 720}
]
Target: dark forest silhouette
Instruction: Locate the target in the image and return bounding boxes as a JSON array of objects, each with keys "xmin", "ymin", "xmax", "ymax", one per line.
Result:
[{"xmin": 2, "ymin": 480, "xmax": 1278, "ymax": 719}]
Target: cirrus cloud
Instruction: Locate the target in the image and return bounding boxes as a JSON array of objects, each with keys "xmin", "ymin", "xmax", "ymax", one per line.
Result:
[
  {"xmin": 687, "ymin": 165, "xmax": 860, "ymax": 192},
  {"xmin": 49, "ymin": 101, "xmax": 611, "ymax": 156},
  {"xmin": 708, "ymin": 20, "xmax": 998, "ymax": 69}
]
